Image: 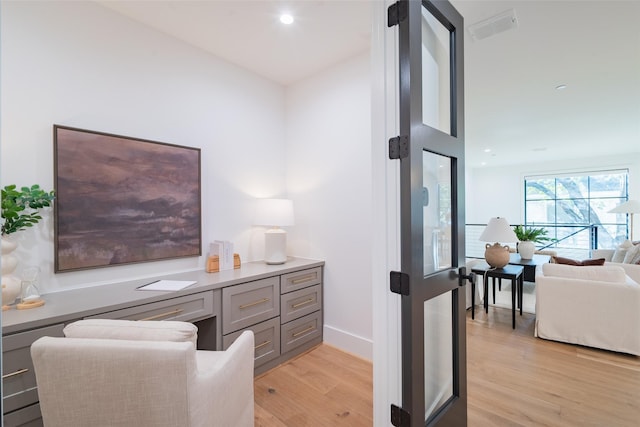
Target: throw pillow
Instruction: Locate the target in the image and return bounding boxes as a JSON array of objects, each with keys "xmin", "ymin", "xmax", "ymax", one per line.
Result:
[
  {"xmin": 611, "ymin": 249, "xmax": 627, "ymax": 263},
  {"xmin": 582, "ymin": 258, "xmax": 606, "ymax": 266},
  {"xmin": 623, "ymin": 244, "xmax": 640, "ymax": 264},
  {"xmin": 552, "ymin": 256, "xmax": 605, "ymax": 266}
]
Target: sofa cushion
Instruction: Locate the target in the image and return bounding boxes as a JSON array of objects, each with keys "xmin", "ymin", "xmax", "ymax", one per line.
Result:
[
  {"xmin": 612, "ymin": 240, "xmax": 635, "ymax": 263},
  {"xmin": 63, "ymin": 319, "xmax": 198, "ymax": 347},
  {"xmin": 542, "ymin": 263, "xmax": 627, "ymax": 283},
  {"xmin": 552, "ymin": 256, "xmax": 605, "ymax": 266}
]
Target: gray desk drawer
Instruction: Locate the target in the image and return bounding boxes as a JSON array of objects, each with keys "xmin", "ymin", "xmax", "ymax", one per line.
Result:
[
  {"xmin": 281, "ymin": 311, "xmax": 322, "ymax": 354},
  {"xmin": 223, "ymin": 317, "xmax": 280, "ymax": 368},
  {"xmin": 87, "ymin": 291, "xmax": 214, "ymax": 323},
  {"xmin": 280, "ymin": 284, "xmax": 322, "ymax": 324},
  {"xmin": 281, "ymin": 267, "xmax": 322, "ymax": 294},
  {"xmin": 3, "ymin": 403, "xmax": 42, "ymax": 427},
  {"xmin": 2, "ymin": 324, "xmax": 64, "ymax": 414},
  {"xmin": 222, "ymin": 277, "xmax": 279, "ymax": 334}
]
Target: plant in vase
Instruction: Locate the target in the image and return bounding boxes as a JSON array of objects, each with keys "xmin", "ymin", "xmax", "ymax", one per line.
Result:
[
  {"xmin": 1, "ymin": 184, "xmax": 55, "ymax": 307},
  {"xmin": 513, "ymin": 225, "xmax": 554, "ymax": 260}
]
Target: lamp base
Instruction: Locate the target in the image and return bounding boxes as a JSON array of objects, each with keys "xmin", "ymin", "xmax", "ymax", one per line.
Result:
[
  {"xmin": 264, "ymin": 228, "xmax": 287, "ymax": 264},
  {"xmin": 484, "ymin": 242, "xmax": 511, "ymax": 268}
]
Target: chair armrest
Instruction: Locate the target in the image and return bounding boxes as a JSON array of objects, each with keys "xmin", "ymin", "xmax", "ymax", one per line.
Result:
[{"xmin": 191, "ymin": 330, "xmax": 255, "ymax": 426}]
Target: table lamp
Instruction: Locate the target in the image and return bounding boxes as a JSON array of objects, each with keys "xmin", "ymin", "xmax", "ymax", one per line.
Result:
[
  {"xmin": 479, "ymin": 217, "xmax": 518, "ymax": 268},
  {"xmin": 609, "ymin": 200, "xmax": 640, "ymax": 241},
  {"xmin": 254, "ymin": 198, "xmax": 295, "ymax": 264}
]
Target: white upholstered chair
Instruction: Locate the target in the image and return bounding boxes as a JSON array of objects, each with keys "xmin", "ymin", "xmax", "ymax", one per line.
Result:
[{"xmin": 31, "ymin": 319, "xmax": 254, "ymax": 427}]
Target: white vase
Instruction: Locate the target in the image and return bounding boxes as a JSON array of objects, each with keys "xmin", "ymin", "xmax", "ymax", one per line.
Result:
[
  {"xmin": 518, "ymin": 241, "xmax": 536, "ymax": 260},
  {"xmin": 2, "ymin": 236, "xmax": 22, "ymax": 305}
]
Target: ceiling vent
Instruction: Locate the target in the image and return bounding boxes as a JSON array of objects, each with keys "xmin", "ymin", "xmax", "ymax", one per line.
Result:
[{"xmin": 468, "ymin": 9, "xmax": 518, "ymax": 41}]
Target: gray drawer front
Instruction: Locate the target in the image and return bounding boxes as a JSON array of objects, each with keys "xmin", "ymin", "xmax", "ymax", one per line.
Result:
[
  {"xmin": 281, "ymin": 267, "xmax": 322, "ymax": 293},
  {"xmin": 222, "ymin": 277, "xmax": 279, "ymax": 334},
  {"xmin": 223, "ymin": 317, "xmax": 280, "ymax": 368},
  {"xmin": 87, "ymin": 291, "xmax": 214, "ymax": 323},
  {"xmin": 281, "ymin": 311, "xmax": 322, "ymax": 354},
  {"xmin": 3, "ymin": 324, "xmax": 64, "ymax": 414},
  {"xmin": 3, "ymin": 403, "xmax": 43, "ymax": 427},
  {"xmin": 280, "ymin": 284, "xmax": 322, "ymax": 324}
]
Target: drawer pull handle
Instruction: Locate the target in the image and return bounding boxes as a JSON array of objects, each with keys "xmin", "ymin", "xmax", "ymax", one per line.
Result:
[
  {"xmin": 254, "ymin": 340, "xmax": 272, "ymax": 350},
  {"xmin": 292, "ymin": 274, "xmax": 315, "ymax": 285},
  {"xmin": 292, "ymin": 298, "xmax": 314, "ymax": 309},
  {"xmin": 139, "ymin": 309, "xmax": 183, "ymax": 321},
  {"xmin": 2, "ymin": 368, "xmax": 29, "ymax": 380},
  {"xmin": 239, "ymin": 298, "xmax": 270, "ymax": 310},
  {"xmin": 292, "ymin": 326, "xmax": 315, "ymax": 338}
]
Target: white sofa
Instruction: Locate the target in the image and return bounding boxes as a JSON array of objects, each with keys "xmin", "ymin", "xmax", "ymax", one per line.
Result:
[{"xmin": 535, "ymin": 262, "xmax": 640, "ymax": 356}]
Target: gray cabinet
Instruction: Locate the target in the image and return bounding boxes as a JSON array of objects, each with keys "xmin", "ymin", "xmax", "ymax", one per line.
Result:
[
  {"xmin": 87, "ymin": 290, "xmax": 216, "ymax": 322},
  {"xmin": 2, "ymin": 324, "xmax": 64, "ymax": 426},
  {"xmin": 222, "ymin": 266, "xmax": 323, "ymax": 374},
  {"xmin": 223, "ymin": 317, "xmax": 281, "ymax": 367},
  {"xmin": 280, "ymin": 284, "xmax": 321, "ymax": 324},
  {"xmin": 2, "ymin": 258, "xmax": 323, "ymax": 425},
  {"xmin": 281, "ymin": 311, "xmax": 322, "ymax": 354},
  {"xmin": 222, "ymin": 277, "xmax": 279, "ymax": 333}
]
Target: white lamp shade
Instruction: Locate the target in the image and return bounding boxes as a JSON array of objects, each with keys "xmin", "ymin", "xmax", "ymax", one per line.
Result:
[
  {"xmin": 254, "ymin": 199, "xmax": 295, "ymax": 227},
  {"xmin": 479, "ymin": 217, "xmax": 518, "ymax": 243},
  {"xmin": 609, "ymin": 200, "xmax": 640, "ymax": 214}
]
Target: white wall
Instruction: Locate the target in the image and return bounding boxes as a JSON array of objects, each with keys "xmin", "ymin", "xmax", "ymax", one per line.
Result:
[
  {"xmin": 1, "ymin": 1, "xmax": 287, "ymax": 293},
  {"xmin": 466, "ymin": 153, "xmax": 640, "ymax": 238},
  {"xmin": 285, "ymin": 53, "xmax": 373, "ymax": 359}
]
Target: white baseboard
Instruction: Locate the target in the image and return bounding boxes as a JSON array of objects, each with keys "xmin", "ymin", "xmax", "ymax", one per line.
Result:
[{"xmin": 323, "ymin": 324, "xmax": 372, "ymax": 361}]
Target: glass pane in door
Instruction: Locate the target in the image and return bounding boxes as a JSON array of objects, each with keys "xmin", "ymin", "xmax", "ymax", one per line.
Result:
[
  {"xmin": 421, "ymin": 6, "xmax": 451, "ymax": 134},
  {"xmin": 423, "ymin": 151, "xmax": 452, "ymax": 275},
  {"xmin": 424, "ymin": 291, "xmax": 454, "ymax": 421}
]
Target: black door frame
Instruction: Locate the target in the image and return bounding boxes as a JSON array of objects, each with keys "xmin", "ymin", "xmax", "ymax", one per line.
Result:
[{"xmin": 390, "ymin": 1, "xmax": 466, "ymax": 426}]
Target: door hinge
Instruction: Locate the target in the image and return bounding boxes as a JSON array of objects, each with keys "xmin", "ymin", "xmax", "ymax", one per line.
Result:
[
  {"xmin": 389, "ymin": 135, "xmax": 409, "ymax": 159},
  {"xmin": 387, "ymin": 1, "xmax": 408, "ymax": 27},
  {"xmin": 391, "ymin": 404, "xmax": 411, "ymax": 427},
  {"xmin": 390, "ymin": 271, "xmax": 410, "ymax": 296}
]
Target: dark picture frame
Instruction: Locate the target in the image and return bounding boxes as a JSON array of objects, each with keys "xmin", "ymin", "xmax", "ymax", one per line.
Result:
[{"xmin": 54, "ymin": 125, "xmax": 201, "ymax": 272}]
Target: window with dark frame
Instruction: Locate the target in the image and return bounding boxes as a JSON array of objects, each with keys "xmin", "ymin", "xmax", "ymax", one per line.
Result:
[{"xmin": 524, "ymin": 169, "xmax": 629, "ymax": 251}]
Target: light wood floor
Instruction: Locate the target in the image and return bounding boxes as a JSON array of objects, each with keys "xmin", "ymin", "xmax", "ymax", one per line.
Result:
[{"xmin": 255, "ymin": 307, "xmax": 640, "ymax": 426}]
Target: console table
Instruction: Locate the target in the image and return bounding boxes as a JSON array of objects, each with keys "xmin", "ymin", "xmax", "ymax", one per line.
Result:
[
  {"xmin": 2, "ymin": 257, "xmax": 324, "ymax": 427},
  {"xmin": 509, "ymin": 253, "xmax": 551, "ymax": 282}
]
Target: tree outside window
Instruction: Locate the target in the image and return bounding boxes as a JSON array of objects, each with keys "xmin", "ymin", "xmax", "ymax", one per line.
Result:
[{"xmin": 525, "ymin": 170, "xmax": 628, "ymax": 252}]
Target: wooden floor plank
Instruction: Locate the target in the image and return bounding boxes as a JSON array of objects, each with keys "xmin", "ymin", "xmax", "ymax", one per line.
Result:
[{"xmin": 255, "ymin": 306, "xmax": 640, "ymax": 426}]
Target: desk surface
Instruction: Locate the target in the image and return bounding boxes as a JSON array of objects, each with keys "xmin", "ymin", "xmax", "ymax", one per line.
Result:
[{"xmin": 2, "ymin": 257, "xmax": 324, "ymax": 335}]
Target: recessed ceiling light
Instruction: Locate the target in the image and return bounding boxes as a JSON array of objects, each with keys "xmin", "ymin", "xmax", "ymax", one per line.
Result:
[
  {"xmin": 481, "ymin": 162, "xmax": 487, "ymax": 166},
  {"xmin": 555, "ymin": 84, "xmax": 567, "ymax": 90},
  {"xmin": 280, "ymin": 13, "xmax": 294, "ymax": 25},
  {"xmin": 484, "ymin": 148, "xmax": 491, "ymax": 153}
]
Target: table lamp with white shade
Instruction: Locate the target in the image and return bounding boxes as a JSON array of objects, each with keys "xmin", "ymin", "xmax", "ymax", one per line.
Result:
[
  {"xmin": 609, "ymin": 199, "xmax": 640, "ymax": 241},
  {"xmin": 479, "ymin": 217, "xmax": 518, "ymax": 268},
  {"xmin": 254, "ymin": 198, "xmax": 295, "ymax": 265}
]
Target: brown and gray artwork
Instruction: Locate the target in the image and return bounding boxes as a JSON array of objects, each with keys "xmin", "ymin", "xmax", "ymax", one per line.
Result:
[{"xmin": 54, "ymin": 127, "xmax": 201, "ymax": 271}]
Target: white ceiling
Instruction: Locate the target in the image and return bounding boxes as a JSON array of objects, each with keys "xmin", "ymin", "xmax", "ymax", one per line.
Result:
[{"xmin": 97, "ymin": 0, "xmax": 640, "ymax": 168}]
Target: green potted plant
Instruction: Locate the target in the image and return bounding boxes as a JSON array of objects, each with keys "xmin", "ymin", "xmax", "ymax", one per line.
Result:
[
  {"xmin": 513, "ymin": 225, "xmax": 554, "ymax": 259},
  {"xmin": 1, "ymin": 184, "xmax": 55, "ymax": 306},
  {"xmin": 2, "ymin": 184, "xmax": 55, "ymax": 236}
]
